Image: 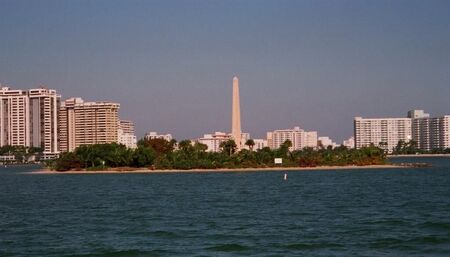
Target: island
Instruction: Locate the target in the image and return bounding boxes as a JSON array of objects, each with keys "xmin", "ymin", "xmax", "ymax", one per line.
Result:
[{"xmin": 41, "ymin": 138, "xmax": 402, "ymax": 173}]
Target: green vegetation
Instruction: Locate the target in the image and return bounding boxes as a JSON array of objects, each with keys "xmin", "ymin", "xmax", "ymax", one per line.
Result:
[
  {"xmin": 0, "ymin": 146, "xmax": 43, "ymax": 163},
  {"xmin": 392, "ymin": 140, "xmax": 420, "ymax": 155},
  {"xmin": 48, "ymin": 138, "xmax": 388, "ymax": 171},
  {"xmin": 391, "ymin": 140, "xmax": 450, "ymax": 155},
  {"xmin": 47, "ymin": 143, "xmax": 155, "ymax": 171}
]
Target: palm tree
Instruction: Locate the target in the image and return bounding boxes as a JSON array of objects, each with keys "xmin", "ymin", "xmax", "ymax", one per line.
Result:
[
  {"xmin": 245, "ymin": 139, "xmax": 255, "ymax": 151},
  {"xmin": 220, "ymin": 139, "xmax": 237, "ymax": 156},
  {"xmin": 178, "ymin": 140, "xmax": 193, "ymax": 153}
]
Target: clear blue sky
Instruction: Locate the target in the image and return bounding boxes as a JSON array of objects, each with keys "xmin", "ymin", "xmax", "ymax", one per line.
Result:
[{"xmin": 1, "ymin": 0, "xmax": 449, "ymax": 142}]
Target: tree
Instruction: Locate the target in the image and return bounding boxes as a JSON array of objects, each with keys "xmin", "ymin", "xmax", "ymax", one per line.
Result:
[
  {"xmin": 48, "ymin": 139, "xmax": 388, "ymax": 171},
  {"xmin": 132, "ymin": 146, "xmax": 156, "ymax": 167},
  {"xmin": 193, "ymin": 142, "xmax": 208, "ymax": 152},
  {"xmin": 178, "ymin": 140, "xmax": 193, "ymax": 153},
  {"xmin": 275, "ymin": 139, "xmax": 292, "ymax": 159},
  {"xmin": 245, "ymin": 139, "xmax": 255, "ymax": 151},
  {"xmin": 255, "ymin": 147, "xmax": 274, "ymax": 166},
  {"xmin": 393, "ymin": 140, "xmax": 420, "ymax": 155},
  {"xmin": 220, "ymin": 139, "xmax": 237, "ymax": 156},
  {"xmin": 53, "ymin": 152, "xmax": 81, "ymax": 171},
  {"xmin": 138, "ymin": 138, "xmax": 175, "ymax": 156},
  {"xmin": 297, "ymin": 147, "xmax": 322, "ymax": 167}
]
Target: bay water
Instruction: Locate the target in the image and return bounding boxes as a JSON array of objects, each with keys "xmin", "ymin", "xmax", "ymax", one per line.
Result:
[{"xmin": 1, "ymin": 158, "xmax": 449, "ymax": 256}]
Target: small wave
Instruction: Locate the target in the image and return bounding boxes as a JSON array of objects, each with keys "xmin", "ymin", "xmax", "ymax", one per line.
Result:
[
  {"xmin": 67, "ymin": 249, "xmax": 165, "ymax": 257},
  {"xmin": 206, "ymin": 221, "xmax": 217, "ymax": 228},
  {"xmin": 371, "ymin": 235, "xmax": 450, "ymax": 249},
  {"xmin": 150, "ymin": 230, "xmax": 178, "ymax": 238},
  {"xmin": 362, "ymin": 219, "xmax": 408, "ymax": 226},
  {"xmin": 409, "ymin": 236, "xmax": 450, "ymax": 244},
  {"xmin": 0, "ymin": 251, "xmax": 15, "ymax": 257},
  {"xmin": 285, "ymin": 242, "xmax": 343, "ymax": 250},
  {"xmin": 420, "ymin": 221, "xmax": 450, "ymax": 230},
  {"xmin": 370, "ymin": 238, "xmax": 405, "ymax": 249},
  {"xmin": 206, "ymin": 243, "xmax": 250, "ymax": 252}
]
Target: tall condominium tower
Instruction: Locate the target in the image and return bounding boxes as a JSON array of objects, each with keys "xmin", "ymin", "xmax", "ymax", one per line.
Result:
[
  {"xmin": 354, "ymin": 117, "xmax": 412, "ymax": 153},
  {"xmin": 0, "ymin": 86, "xmax": 60, "ymax": 156},
  {"xmin": 354, "ymin": 110, "xmax": 449, "ymax": 153},
  {"xmin": 231, "ymin": 76, "xmax": 242, "ymax": 150},
  {"xmin": 408, "ymin": 110, "xmax": 450, "ymax": 151},
  {"xmin": 409, "ymin": 110, "xmax": 431, "ymax": 151},
  {"xmin": 59, "ymin": 97, "xmax": 120, "ymax": 152},
  {"xmin": 118, "ymin": 120, "xmax": 137, "ymax": 149}
]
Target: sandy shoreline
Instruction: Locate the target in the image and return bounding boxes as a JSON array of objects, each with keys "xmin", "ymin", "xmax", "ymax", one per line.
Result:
[{"xmin": 28, "ymin": 164, "xmax": 407, "ymax": 175}]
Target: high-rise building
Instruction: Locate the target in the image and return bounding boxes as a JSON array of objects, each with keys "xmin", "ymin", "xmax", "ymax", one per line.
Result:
[
  {"xmin": 430, "ymin": 116, "xmax": 450, "ymax": 149},
  {"xmin": 409, "ymin": 110, "xmax": 431, "ymax": 151},
  {"xmin": 231, "ymin": 76, "xmax": 242, "ymax": 150},
  {"xmin": 0, "ymin": 86, "xmax": 60, "ymax": 157},
  {"xmin": 0, "ymin": 87, "xmax": 29, "ymax": 148},
  {"xmin": 118, "ymin": 120, "xmax": 137, "ymax": 149},
  {"xmin": 267, "ymin": 127, "xmax": 318, "ymax": 151},
  {"xmin": 354, "ymin": 117, "xmax": 412, "ymax": 153},
  {"xmin": 355, "ymin": 110, "xmax": 449, "ymax": 153},
  {"xmin": 59, "ymin": 98, "xmax": 120, "ymax": 152},
  {"xmin": 413, "ymin": 115, "xmax": 450, "ymax": 151}
]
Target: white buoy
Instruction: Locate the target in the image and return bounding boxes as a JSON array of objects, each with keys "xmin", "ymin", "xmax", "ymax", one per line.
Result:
[{"xmin": 284, "ymin": 173, "xmax": 287, "ymax": 180}]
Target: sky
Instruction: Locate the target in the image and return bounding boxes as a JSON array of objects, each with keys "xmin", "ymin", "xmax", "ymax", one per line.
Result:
[{"xmin": 1, "ymin": 0, "xmax": 449, "ymax": 142}]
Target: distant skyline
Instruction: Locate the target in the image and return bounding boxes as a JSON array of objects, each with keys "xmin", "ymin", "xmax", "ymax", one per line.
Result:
[{"xmin": 1, "ymin": 0, "xmax": 449, "ymax": 142}]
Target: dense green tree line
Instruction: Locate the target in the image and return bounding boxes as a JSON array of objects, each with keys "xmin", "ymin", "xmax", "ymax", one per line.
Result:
[
  {"xmin": 47, "ymin": 143, "xmax": 156, "ymax": 171},
  {"xmin": 48, "ymin": 138, "xmax": 388, "ymax": 171},
  {"xmin": 391, "ymin": 140, "xmax": 450, "ymax": 155}
]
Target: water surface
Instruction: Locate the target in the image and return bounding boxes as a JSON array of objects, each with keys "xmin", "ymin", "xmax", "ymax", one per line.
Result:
[{"xmin": 1, "ymin": 159, "xmax": 449, "ymax": 256}]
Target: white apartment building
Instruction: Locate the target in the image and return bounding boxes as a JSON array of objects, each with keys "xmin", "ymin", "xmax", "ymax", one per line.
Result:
[
  {"xmin": 428, "ymin": 116, "xmax": 450, "ymax": 150},
  {"xmin": 0, "ymin": 86, "xmax": 60, "ymax": 156},
  {"xmin": 409, "ymin": 110, "xmax": 431, "ymax": 151},
  {"xmin": 59, "ymin": 98, "xmax": 120, "ymax": 152},
  {"xmin": 145, "ymin": 132, "xmax": 173, "ymax": 141},
  {"xmin": 195, "ymin": 132, "xmax": 251, "ymax": 153},
  {"xmin": 197, "ymin": 132, "xmax": 230, "ymax": 152},
  {"xmin": 253, "ymin": 139, "xmax": 268, "ymax": 150},
  {"xmin": 304, "ymin": 131, "xmax": 318, "ymax": 149},
  {"xmin": 355, "ymin": 110, "xmax": 450, "ymax": 153},
  {"xmin": 354, "ymin": 117, "xmax": 412, "ymax": 153},
  {"xmin": 267, "ymin": 127, "xmax": 318, "ymax": 151},
  {"xmin": 118, "ymin": 120, "xmax": 137, "ymax": 149},
  {"xmin": 412, "ymin": 115, "xmax": 450, "ymax": 151},
  {"xmin": 408, "ymin": 110, "xmax": 449, "ymax": 151},
  {"xmin": 241, "ymin": 133, "xmax": 250, "ymax": 146},
  {"xmin": 318, "ymin": 136, "xmax": 338, "ymax": 149},
  {"xmin": 342, "ymin": 137, "xmax": 355, "ymax": 149},
  {"xmin": 239, "ymin": 133, "xmax": 253, "ymax": 150}
]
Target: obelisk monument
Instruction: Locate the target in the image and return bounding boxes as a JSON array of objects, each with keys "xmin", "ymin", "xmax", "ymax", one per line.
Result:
[{"xmin": 231, "ymin": 76, "xmax": 242, "ymax": 150}]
